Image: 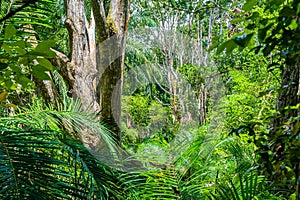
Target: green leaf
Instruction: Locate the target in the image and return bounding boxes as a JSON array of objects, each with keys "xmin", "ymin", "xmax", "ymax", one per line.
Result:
[
  {"xmin": 15, "ymin": 47, "xmax": 27, "ymax": 55},
  {"xmin": 4, "ymin": 25, "xmax": 17, "ymax": 39},
  {"xmin": 258, "ymin": 28, "xmax": 267, "ymax": 42},
  {"xmin": 11, "ymin": 41, "xmax": 26, "ymax": 49},
  {"xmin": 30, "ymin": 49, "xmax": 56, "ymax": 58},
  {"xmin": 17, "ymin": 75, "xmax": 32, "ymax": 87},
  {"xmin": 208, "ymin": 41, "xmax": 221, "ymax": 52},
  {"xmin": 231, "ymin": 18, "xmax": 245, "ymax": 23},
  {"xmin": 31, "ymin": 67, "xmax": 51, "ymax": 80},
  {"xmin": 37, "ymin": 58, "xmax": 53, "ymax": 70},
  {"xmin": 288, "ymin": 19, "xmax": 298, "ymax": 30},
  {"xmin": 4, "ymin": 80, "xmax": 13, "ymax": 89},
  {"xmin": 1, "ymin": 44, "xmax": 12, "ymax": 55},
  {"xmin": 233, "ymin": 33, "xmax": 254, "ymax": 48},
  {"xmin": 18, "ymin": 57, "xmax": 29, "ymax": 65},
  {"xmin": 216, "ymin": 40, "xmax": 228, "ymax": 54},
  {"xmin": 242, "ymin": 0, "xmax": 256, "ymax": 12},
  {"xmin": 0, "ymin": 62, "xmax": 8, "ymax": 70},
  {"xmin": 10, "ymin": 64, "xmax": 22, "ymax": 73},
  {"xmin": 30, "ymin": 40, "xmax": 56, "ymax": 58},
  {"xmin": 225, "ymin": 40, "xmax": 238, "ymax": 55},
  {"xmin": 216, "ymin": 40, "xmax": 238, "ymax": 55},
  {"xmin": 34, "ymin": 64, "xmax": 51, "ymax": 72},
  {"xmin": 35, "ymin": 40, "xmax": 55, "ymax": 52}
]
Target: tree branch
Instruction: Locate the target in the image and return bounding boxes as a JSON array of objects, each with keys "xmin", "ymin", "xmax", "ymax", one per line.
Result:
[{"xmin": 90, "ymin": 0, "xmax": 109, "ymax": 43}]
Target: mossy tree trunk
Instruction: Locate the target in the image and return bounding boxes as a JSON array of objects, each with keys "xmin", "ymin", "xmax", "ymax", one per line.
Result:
[
  {"xmin": 270, "ymin": 59, "xmax": 300, "ymax": 196},
  {"xmin": 62, "ymin": 0, "xmax": 130, "ymax": 144},
  {"xmin": 94, "ymin": 0, "xmax": 129, "ymax": 142}
]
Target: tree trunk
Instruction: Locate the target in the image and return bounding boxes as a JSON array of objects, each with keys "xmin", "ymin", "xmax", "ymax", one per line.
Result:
[
  {"xmin": 272, "ymin": 64, "xmax": 299, "ymax": 133},
  {"xmin": 63, "ymin": 0, "xmax": 103, "ymax": 151},
  {"xmin": 63, "ymin": 0, "xmax": 129, "ymax": 144},
  {"xmin": 198, "ymin": 84, "xmax": 207, "ymax": 125},
  {"xmin": 92, "ymin": 0, "xmax": 130, "ymax": 142},
  {"xmin": 65, "ymin": 0, "xmax": 99, "ymax": 113},
  {"xmin": 51, "ymin": 0, "xmax": 136, "ymax": 169},
  {"xmin": 270, "ymin": 60, "xmax": 300, "ymax": 195}
]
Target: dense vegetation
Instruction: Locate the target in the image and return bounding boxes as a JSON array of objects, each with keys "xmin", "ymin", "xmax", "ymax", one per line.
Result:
[{"xmin": 0, "ymin": 0, "xmax": 299, "ymax": 199}]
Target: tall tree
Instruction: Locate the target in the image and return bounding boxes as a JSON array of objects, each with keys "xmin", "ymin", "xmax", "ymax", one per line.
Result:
[{"xmin": 56, "ymin": 0, "xmax": 130, "ymax": 145}]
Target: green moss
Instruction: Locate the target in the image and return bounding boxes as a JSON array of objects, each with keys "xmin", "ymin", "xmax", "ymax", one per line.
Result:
[{"xmin": 106, "ymin": 13, "xmax": 118, "ymax": 34}]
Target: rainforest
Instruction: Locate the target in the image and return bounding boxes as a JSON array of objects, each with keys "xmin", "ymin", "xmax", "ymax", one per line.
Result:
[{"xmin": 0, "ymin": 0, "xmax": 299, "ymax": 199}]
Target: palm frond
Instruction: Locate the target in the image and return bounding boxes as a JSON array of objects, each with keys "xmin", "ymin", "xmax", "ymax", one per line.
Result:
[
  {"xmin": 0, "ymin": 0, "xmax": 55, "ymax": 27},
  {"xmin": 0, "ymin": 117, "xmax": 123, "ymax": 199},
  {"xmin": 208, "ymin": 169, "xmax": 271, "ymax": 200},
  {"xmin": 14, "ymin": 97, "xmax": 118, "ymax": 161},
  {"xmin": 121, "ymin": 168, "xmax": 182, "ymax": 200}
]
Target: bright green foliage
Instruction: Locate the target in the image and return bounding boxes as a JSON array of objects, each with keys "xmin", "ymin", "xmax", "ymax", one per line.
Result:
[
  {"xmin": 127, "ymin": 95, "xmax": 151, "ymax": 127},
  {"xmin": 178, "ymin": 64, "xmax": 204, "ymax": 92},
  {"xmin": 0, "ymin": 28, "xmax": 56, "ymax": 91},
  {"xmin": 121, "ymin": 95, "xmax": 171, "ymax": 155},
  {"xmin": 214, "ymin": 0, "xmax": 300, "ymax": 197},
  {"xmin": 217, "ymin": 51, "xmax": 279, "ymax": 130}
]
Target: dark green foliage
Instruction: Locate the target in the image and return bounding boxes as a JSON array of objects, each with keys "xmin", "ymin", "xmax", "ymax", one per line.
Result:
[
  {"xmin": 0, "ymin": 118, "xmax": 122, "ymax": 199},
  {"xmin": 121, "ymin": 132, "xmax": 281, "ymax": 199},
  {"xmin": 209, "ymin": 170, "xmax": 281, "ymax": 200}
]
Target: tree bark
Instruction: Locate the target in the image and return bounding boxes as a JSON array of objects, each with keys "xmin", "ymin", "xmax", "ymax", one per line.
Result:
[
  {"xmin": 63, "ymin": 0, "xmax": 129, "ymax": 143},
  {"xmin": 270, "ymin": 60, "xmax": 300, "ymax": 195},
  {"xmin": 92, "ymin": 0, "xmax": 130, "ymax": 142},
  {"xmin": 272, "ymin": 64, "xmax": 299, "ymax": 132},
  {"xmin": 64, "ymin": 0, "xmax": 99, "ymax": 113},
  {"xmin": 53, "ymin": 0, "xmax": 137, "ymax": 169}
]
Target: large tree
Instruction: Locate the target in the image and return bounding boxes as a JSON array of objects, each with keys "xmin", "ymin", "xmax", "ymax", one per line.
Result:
[
  {"xmin": 32, "ymin": 0, "xmax": 131, "ymax": 166},
  {"xmin": 62, "ymin": 0, "xmax": 129, "ymax": 141}
]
